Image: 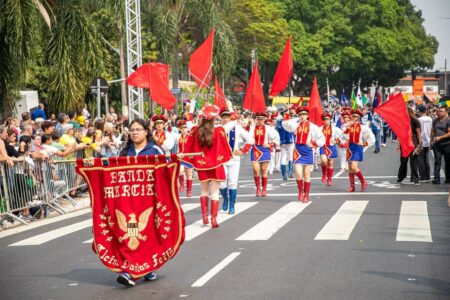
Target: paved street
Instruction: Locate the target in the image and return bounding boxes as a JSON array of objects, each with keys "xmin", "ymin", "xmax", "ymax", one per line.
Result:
[{"xmin": 1, "ymin": 142, "xmax": 449, "ymax": 300}]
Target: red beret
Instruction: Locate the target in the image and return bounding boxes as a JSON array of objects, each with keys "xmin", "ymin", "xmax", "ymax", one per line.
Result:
[
  {"xmin": 351, "ymin": 109, "xmax": 363, "ymax": 117},
  {"xmin": 342, "ymin": 107, "xmax": 352, "ymax": 112},
  {"xmin": 220, "ymin": 107, "xmax": 231, "ymax": 117},
  {"xmin": 255, "ymin": 112, "xmax": 268, "ymax": 118},
  {"xmin": 321, "ymin": 112, "xmax": 332, "ymax": 120},
  {"xmin": 177, "ymin": 120, "xmax": 187, "ymax": 127},
  {"xmin": 341, "ymin": 112, "xmax": 351, "ymax": 118},
  {"xmin": 199, "ymin": 105, "xmax": 220, "ymax": 120},
  {"xmin": 296, "ymin": 106, "xmax": 309, "ymax": 114},
  {"xmin": 152, "ymin": 114, "xmax": 167, "ymax": 123}
]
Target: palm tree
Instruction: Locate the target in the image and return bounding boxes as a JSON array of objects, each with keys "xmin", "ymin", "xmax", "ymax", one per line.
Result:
[
  {"xmin": 146, "ymin": 0, "xmax": 237, "ymax": 90},
  {"xmin": 1, "ymin": 0, "xmax": 110, "ymax": 117}
]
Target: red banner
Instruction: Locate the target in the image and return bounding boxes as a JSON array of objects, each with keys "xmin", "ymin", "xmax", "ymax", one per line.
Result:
[
  {"xmin": 243, "ymin": 61, "xmax": 266, "ymax": 113},
  {"xmin": 375, "ymin": 92, "xmax": 414, "ymax": 157},
  {"xmin": 308, "ymin": 77, "xmax": 324, "ymax": 126},
  {"xmin": 269, "ymin": 37, "xmax": 293, "ymax": 97},
  {"xmin": 76, "ymin": 155, "xmax": 185, "ymax": 278},
  {"xmin": 189, "ymin": 27, "xmax": 215, "ymax": 88}
]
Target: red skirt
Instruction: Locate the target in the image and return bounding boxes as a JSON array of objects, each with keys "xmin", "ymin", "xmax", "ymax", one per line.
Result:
[{"xmin": 197, "ymin": 165, "xmax": 226, "ymax": 182}]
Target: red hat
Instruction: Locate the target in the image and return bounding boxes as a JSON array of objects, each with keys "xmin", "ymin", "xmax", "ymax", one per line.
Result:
[
  {"xmin": 152, "ymin": 114, "xmax": 167, "ymax": 123},
  {"xmin": 296, "ymin": 106, "xmax": 309, "ymax": 114},
  {"xmin": 321, "ymin": 112, "xmax": 332, "ymax": 120},
  {"xmin": 341, "ymin": 112, "xmax": 351, "ymax": 118},
  {"xmin": 342, "ymin": 107, "xmax": 352, "ymax": 112},
  {"xmin": 351, "ymin": 109, "xmax": 363, "ymax": 117},
  {"xmin": 255, "ymin": 112, "xmax": 268, "ymax": 118},
  {"xmin": 265, "ymin": 119, "xmax": 273, "ymax": 125},
  {"xmin": 220, "ymin": 107, "xmax": 231, "ymax": 117},
  {"xmin": 199, "ymin": 104, "xmax": 220, "ymax": 120},
  {"xmin": 177, "ymin": 120, "xmax": 187, "ymax": 128}
]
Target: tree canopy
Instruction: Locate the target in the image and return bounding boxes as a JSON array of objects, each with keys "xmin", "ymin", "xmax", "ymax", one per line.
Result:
[{"xmin": 0, "ymin": 0, "xmax": 438, "ymax": 116}]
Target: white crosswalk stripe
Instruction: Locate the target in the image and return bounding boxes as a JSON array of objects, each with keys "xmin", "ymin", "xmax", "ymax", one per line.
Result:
[
  {"xmin": 314, "ymin": 201, "xmax": 368, "ymax": 240},
  {"xmin": 185, "ymin": 202, "xmax": 257, "ymax": 241},
  {"xmin": 396, "ymin": 201, "xmax": 432, "ymax": 242},
  {"xmin": 236, "ymin": 201, "xmax": 311, "ymax": 241},
  {"xmin": 7, "ymin": 199, "xmax": 437, "ymax": 247},
  {"xmin": 9, "ymin": 219, "xmax": 92, "ymax": 246}
]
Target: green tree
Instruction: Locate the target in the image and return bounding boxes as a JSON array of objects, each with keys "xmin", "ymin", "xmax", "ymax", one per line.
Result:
[{"xmin": 1, "ymin": 0, "xmax": 111, "ymax": 117}]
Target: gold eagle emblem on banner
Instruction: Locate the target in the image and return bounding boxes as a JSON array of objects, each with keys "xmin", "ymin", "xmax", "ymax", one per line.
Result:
[{"xmin": 116, "ymin": 207, "xmax": 153, "ymax": 250}]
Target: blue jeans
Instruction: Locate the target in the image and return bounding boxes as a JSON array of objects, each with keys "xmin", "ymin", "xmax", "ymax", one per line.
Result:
[{"xmin": 373, "ymin": 130, "xmax": 381, "ymax": 151}]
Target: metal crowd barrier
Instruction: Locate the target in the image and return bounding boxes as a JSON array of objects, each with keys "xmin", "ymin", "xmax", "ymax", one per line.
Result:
[{"xmin": 0, "ymin": 149, "xmax": 104, "ymax": 226}]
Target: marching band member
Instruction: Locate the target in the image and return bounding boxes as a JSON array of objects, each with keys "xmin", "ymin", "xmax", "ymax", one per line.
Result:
[
  {"xmin": 117, "ymin": 118, "xmax": 164, "ymax": 286},
  {"xmin": 282, "ymin": 106, "xmax": 325, "ymax": 203},
  {"xmin": 151, "ymin": 115, "xmax": 175, "ymax": 155},
  {"xmin": 250, "ymin": 112, "xmax": 280, "ymax": 197},
  {"xmin": 219, "ymin": 106, "xmax": 254, "ymax": 214},
  {"xmin": 182, "ymin": 104, "xmax": 232, "ymax": 228},
  {"xmin": 276, "ymin": 108, "xmax": 296, "ymax": 180},
  {"xmin": 339, "ymin": 108, "xmax": 352, "ymax": 171},
  {"xmin": 320, "ymin": 112, "xmax": 345, "ymax": 186},
  {"xmin": 175, "ymin": 120, "xmax": 194, "ymax": 197},
  {"xmin": 266, "ymin": 118, "xmax": 280, "ymax": 175},
  {"xmin": 345, "ymin": 109, "xmax": 375, "ymax": 192}
]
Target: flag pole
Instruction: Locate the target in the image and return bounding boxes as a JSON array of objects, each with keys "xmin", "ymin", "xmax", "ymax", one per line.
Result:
[
  {"xmin": 326, "ymin": 77, "xmax": 330, "ymax": 110},
  {"xmin": 191, "ymin": 64, "xmax": 214, "ymax": 102}
]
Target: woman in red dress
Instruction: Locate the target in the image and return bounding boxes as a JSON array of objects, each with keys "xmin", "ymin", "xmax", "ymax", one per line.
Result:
[{"xmin": 182, "ymin": 104, "xmax": 233, "ymax": 228}]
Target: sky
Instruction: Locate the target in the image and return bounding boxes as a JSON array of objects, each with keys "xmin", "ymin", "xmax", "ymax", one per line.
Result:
[{"xmin": 410, "ymin": 0, "xmax": 450, "ymax": 70}]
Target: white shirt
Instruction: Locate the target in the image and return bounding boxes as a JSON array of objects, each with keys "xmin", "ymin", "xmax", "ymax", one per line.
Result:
[
  {"xmin": 418, "ymin": 115, "xmax": 432, "ymax": 147},
  {"xmin": 282, "ymin": 118, "xmax": 325, "ymax": 148}
]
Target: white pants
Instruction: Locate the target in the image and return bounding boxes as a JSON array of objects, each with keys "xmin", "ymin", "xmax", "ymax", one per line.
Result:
[
  {"xmin": 220, "ymin": 158, "xmax": 241, "ymax": 190},
  {"xmin": 280, "ymin": 144, "xmax": 294, "ymax": 165},
  {"xmin": 268, "ymin": 150, "xmax": 277, "ymax": 174},
  {"xmin": 339, "ymin": 148, "xmax": 347, "ymax": 169}
]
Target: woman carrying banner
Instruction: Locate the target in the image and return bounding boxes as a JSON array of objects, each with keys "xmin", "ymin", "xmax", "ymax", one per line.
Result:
[
  {"xmin": 116, "ymin": 118, "xmax": 164, "ymax": 287},
  {"xmin": 320, "ymin": 112, "xmax": 345, "ymax": 186},
  {"xmin": 344, "ymin": 110, "xmax": 375, "ymax": 192},
  {"xmin": 282, "ymin": 106, "xmax": 325, "ymax": 202},
  {"xmin": 182, "ymin": 104, "xmax": 233, "ymax": 228},
  {"xmin": 250, "ymin": 112, "xmax": 280, "ymax": 197}
]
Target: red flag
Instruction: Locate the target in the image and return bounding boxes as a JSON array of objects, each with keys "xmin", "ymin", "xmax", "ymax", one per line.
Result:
[
  {"xmin": 76, "ymin": 155, "xmax": 185, "ymax": 279},
  {"xmin": 189, "ymin": 27, "xmax": 214, "ymax": 89},
  {"xmin": 127, "ymin": 63, "xmax": 169, "ymax": 88},
  {"xmin": 269, "ymin": 38, "xmax": 293, "ymax": 97},
  {"xmin": 214, "ymin": 77, "xmax": 226, "ymax": 109},
  {"xmin": 127, "ymin": 62, "xmax": 176, "ymax": 110},
  {"xmin": 308, "ymin": 77, "xmax": 324, "ymax": 126},
  {"xmin": 375, "ymin": 92, "xmax": 414, "ymax": 157},
  {"xmin": 243, "ymin": 61, "xmax": 266, "ymax": 113}
]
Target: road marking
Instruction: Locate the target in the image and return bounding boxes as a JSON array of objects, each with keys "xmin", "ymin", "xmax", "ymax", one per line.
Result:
[
  {"xmin": 396, "ymin": 201, "xmax": 432, "ymax": 242},
  {"xmin": 181, "ymin": 203, "xmax": 201, "ymax": 213},
  {"xmin": 182, "ymin": 192, "xmax": 447, "ymax": 200},
  {"xmin": 236, "ymin": 202, "xmax": 311, "ymax": 241},
  {"xmin": 9, "ymin": 219, "xmax": 92, "ymax": 246},
  {"xmin": 0, "ymin": 208, "xmax": 91, "ymax": 239},
  {"xmin": 217, "ymin": 175, "xmax": 397, "ymax": 184},
  {"xmin": 333, "ymin": 169, "xmax": 345, "ymax": 178},
  {"xmin": 314, "ymin": 201, "xmax": 368, "ymax": 240},
  {"xmin": 185, "ymin": 202, "xmax": 257, "ymax": 241},
  {"xmin": 83, "ymin": 203, "xmax": 201, "ymax": 244},
  {"xmin": 191, "ymin": 252, "xmax": 241, "ymax": 287}
]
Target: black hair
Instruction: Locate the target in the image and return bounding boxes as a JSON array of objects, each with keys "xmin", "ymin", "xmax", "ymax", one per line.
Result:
[
  {"xmin": 42, "ymin": 134, "xmax": 52, "ymax": 144},
  {"xmin": 119, "ymin": 118, "xmax": 155, "ymax": 156}
]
